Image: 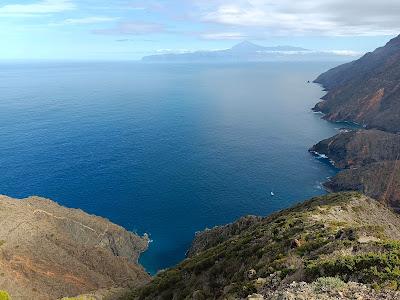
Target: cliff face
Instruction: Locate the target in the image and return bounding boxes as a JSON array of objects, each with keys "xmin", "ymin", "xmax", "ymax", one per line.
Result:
[
  {"xmin": 186, "ymin": 216, "xmax": 262, "ymax": 258},
  {"xmin": 310, "ymin": 130, "xmax": 400, "ymax": 208},
  {"xmin": 310, "ymin": 34, "xmax": 400, "ymax": 208},
  {"xmin": 324, "ymin": 161, "xmax": 400, "ymax": 209},
  {"xmin": 310, "ymin": 129, "xmax": 400, "ymax": 169},
  {"xmin": 0, "ymin": 195, "xmax": 150, "ymax": 299},
  {"xmin": 129, "ymin": 193, "xmax": 400, "ymax": 299},
  {"xmin": 313, "ymin": 34, "xmax": 400, "ymax": 132}
]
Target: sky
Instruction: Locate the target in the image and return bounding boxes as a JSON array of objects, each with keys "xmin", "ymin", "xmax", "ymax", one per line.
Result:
[{"xmin": 0, "ymin": 0, "xmax": 399, "ymax": 60}]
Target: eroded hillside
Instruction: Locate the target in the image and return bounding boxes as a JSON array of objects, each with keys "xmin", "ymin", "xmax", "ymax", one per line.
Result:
[
  {"xmin": 0, "ymin": 195, "xmax": 151, "ymax": 299},
  {"xmin": 313, "ymin": 34, "xmax": 400, "ymax": 132}
]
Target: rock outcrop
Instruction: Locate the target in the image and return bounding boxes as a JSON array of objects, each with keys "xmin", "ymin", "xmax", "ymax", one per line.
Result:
[
  {"xmin": 309, "ymin": 33, "xmax": 400, "ymax": 207},
  {"xmin": 0, "ymin": 195, "xmax": 150, "ymax": 299},
  {"xmin": 309, "ymin": 130, "xmax": 400, "ymax": 207},
  {"xmin": 128, "ymin": 193, "xmax": 400, "ymax": 299},
  {"xmin": 310, "ymin": 129, "xmax": 400, "ymax": 169},
  {"xmin": 313, "ymin": 34, "xmax": 400, "ymax": 132},
  {"xmin": 324, "ymin": 161, "xmax": 400, "ymax": 209},
  {"xmin": 187, "ymin": 215, "xmax": 262, "ymax": 258},
  {"xmin": 260, "ymin": 280, "xmax": 400, "ymax": 300}
]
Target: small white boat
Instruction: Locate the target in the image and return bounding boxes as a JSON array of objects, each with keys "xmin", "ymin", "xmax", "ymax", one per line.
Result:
[{"xmin": 270, "ymin": 191, "xmax": 275, "ymax": 196}]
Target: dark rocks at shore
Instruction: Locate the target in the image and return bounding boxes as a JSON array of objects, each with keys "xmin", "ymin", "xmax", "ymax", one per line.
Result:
[
  {"xmin": 310, "ymin": 129, "xmax": 400, "ymax": 208},
  {"xmin": 310, "ymin": 129, "xmax": 400, "ymax": 169},
  {"xmin": 313, "ymin": 34, "xmax": 400, "ymax": 133},
  {"xmin": 309, "ymin": 33, "xmax": 400, "ymax": 207}
]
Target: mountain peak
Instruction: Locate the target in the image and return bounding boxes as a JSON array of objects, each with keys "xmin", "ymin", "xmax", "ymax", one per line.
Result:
[
  {"xmin": 385, "ymin": 34, "xmax": 400, "ymax": 48},
  {"xmin": 230, "ymin": 41, "xmax": 265, "ymax": 52},
  {"xmin": 235, "ymin": 40, "xmax": 258, "ymax": 47}
]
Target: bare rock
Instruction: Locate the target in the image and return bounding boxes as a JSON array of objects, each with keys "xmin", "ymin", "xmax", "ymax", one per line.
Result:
[
  {"xmin": 248, "ymin": 293, "xmax": 264, "ymax": 300},
  {"xmin": 0, "ymin": 195, "xmax": 150, "ymax": 299},
  {"xmin": 290, "ymin": 239, "xmax": 301, "ymax": 249},
  {"xmin": 247, "ymin": 269, "xmax": 257, "ymax": 279}
]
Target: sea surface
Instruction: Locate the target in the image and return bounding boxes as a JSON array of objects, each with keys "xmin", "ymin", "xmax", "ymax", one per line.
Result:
[{"xmin": 0, "ymin": 61, "xmax": 347, "ymax": 274}]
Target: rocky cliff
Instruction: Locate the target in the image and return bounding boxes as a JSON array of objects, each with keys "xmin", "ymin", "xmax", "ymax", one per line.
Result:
[
  {"xmin": 324, "ymin": 161, "xmax": 400, "ymax": 208},
  {"xmin": 0, "ymin": 195, "xmax": 150, "ymax": 299},
  {"xmin": 313, "ymin": 34, "xmax": 400, "ymax": 132},
  {"xmin": 186, "ymin": 216, "xmax": 262, "ymax": 258},
  {"xmin": 309, "ymin": 33, "xmax": 400, "ymax": 210},
  {"xmin": 310, "ymin": 129, "xmax": 400, "ymax": 169},
  {"xmin": 310, "ymin": 129, "xmax": 400, "ymax": 209},
  {"xmin": 127, "ymin": 193, "xmax": 400, "ymax": 299}
]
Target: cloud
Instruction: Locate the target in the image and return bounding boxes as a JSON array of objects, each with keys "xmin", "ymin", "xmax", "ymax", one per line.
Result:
[
  {"xmin": 196, "ymin": 0, "xmax": 400, "ymax": 36},
  {"xmin": 62, "ymin": 16, "xmax": 118, "ymax": 25},
  {"xmin": 320, "ymin": 50, "xmax": 362, "ymax": 57},
  {"xmin": 0, "ymin": 0, "xmax": 75, "ymax": 15},
  {"xmin": 200, "ymin": 32, "xmax": 248, "ymax": 40},
  {"xmin": 115, "ymin": 38, "xmax": 156, "ymax": 42},
  {"xmin": 126, "ymin": 1, "xmax": 167, "ymax": 12},
  {"xmin": 155, "ymin": 48, "xmax": 194, "ymax": 54},
  {"xmin": 93, "ymin": 21, "xmax": 165, "ymax": 35},
  {"xmin": 263, "ymin": 49, "xmax": 362, "ymax": 57}
]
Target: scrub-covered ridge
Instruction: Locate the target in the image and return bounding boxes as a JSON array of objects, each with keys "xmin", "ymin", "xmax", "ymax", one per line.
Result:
[{"xmin": 128, "ymin": 192, "xmax": 400, "ymax": 299}]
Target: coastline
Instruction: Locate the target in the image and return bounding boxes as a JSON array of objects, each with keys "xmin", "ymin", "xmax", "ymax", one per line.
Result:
[
  {"xmin": 308, "ymin": 80, "xmax": 352, "ymax": 192},
  {"xmin": 308, "ymin": 44, "xmax": 400, "ymax": 207}
]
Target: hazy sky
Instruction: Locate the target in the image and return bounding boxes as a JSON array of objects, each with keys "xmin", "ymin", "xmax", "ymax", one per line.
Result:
[{"xmin": 1, "ymin": 0, "xmax": 399, "ymax": 60}]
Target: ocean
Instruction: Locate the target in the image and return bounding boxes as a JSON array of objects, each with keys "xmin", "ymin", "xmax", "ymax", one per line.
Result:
[{"xmin": 0, "ymin": 61, "xmax": 345, "ymax": 274}]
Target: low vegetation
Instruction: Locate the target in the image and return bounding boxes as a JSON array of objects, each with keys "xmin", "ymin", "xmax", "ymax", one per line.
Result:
[
  {"xmin": 124, "ymin": 192, "xmax": 400, "ymax": 299},
  {"xmin": 306, "ymin": 246, "xmax": 400, "ymax": 289},
  {"xmin": 0, "ymin": 291, "xmax": 11, "ymax": 300},
  {"xmin": 312, "ymin": 277, "xmax": 346, "ymax": 292}
]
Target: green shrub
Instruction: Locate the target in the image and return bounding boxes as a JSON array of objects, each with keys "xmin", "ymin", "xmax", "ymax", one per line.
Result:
[
  {"xmin": 296, "ymin": 238, "xmax": 327, "ymax": 256},
  {"xmin": 312, "ymin": 277, "xmax": 346, "ymax": 292},
  {"xmin": 306, "ymin": 251, "xmax": 400, "ymax": 289},
  {"xmin": 0, "ymin": 291, "xmax": 11, "ymax": 300}
]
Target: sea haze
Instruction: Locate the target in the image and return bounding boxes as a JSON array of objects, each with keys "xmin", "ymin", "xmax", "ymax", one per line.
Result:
[{"xmin": 0, "ymin": 61, "xmax": 345, "ymax": 274}]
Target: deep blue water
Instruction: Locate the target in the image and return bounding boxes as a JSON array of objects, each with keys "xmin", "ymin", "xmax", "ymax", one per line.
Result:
[{"xmin": 0, "ymin": 62, "xmax": 345, "ymax": 274}]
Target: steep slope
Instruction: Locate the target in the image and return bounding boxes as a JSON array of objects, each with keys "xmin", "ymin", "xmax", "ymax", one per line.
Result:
[
  {"xmin": 187, "ymin": 216, "xmax": 262, "ymax": 258},
  {"xmin": 127, "ymin": 193, "xmax": 400, "ymax": 299},
  {"xmin": 313, "ymin": 34, "xmax": 400, "ymax": 132},
  {"xmin": 324, "ymin": 161, "xmax": 400, "ymax": 209},
  {"xmin": 0, "ymin": 195, "xmax": 150, "ymax": 299},
  {"xmin": 309, "ymin": 130, "xmax": 400, "ymax": 207},
  {"xmin": 310, "ymin": 129, "xmax": 400, "ymax": 169}
]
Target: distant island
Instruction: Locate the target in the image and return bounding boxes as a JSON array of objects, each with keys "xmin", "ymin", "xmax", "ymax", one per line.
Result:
[{"xmin": 142, "ymin": 41, "xmax": 359, "ymax": 62}]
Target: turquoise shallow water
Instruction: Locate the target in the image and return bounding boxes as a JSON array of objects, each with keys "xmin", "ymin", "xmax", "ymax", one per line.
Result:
[{"xmin": 0, "ymin": 61, "xmax": 345, "ymax": 274}]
